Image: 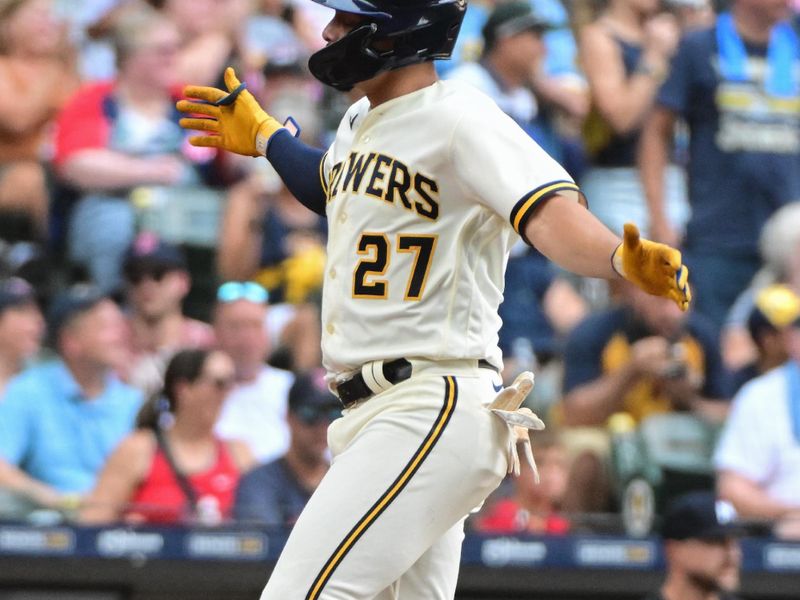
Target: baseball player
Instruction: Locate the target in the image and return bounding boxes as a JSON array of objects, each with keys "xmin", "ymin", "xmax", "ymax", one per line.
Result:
[{"xmin": 177, "ymin": 1, "xmax": 690, "ymax": 598}]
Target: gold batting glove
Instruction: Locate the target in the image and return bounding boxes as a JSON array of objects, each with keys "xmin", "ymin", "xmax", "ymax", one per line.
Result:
[
  {"xmin": 613, "ymin": 223, "xmax": 691, "ymax": 311},
  {"xmin": 176, "ymin": 67, "xmax": 283, "ymax": 157}
]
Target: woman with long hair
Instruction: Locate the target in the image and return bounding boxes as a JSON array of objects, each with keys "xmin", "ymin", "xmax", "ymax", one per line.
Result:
[
  {"xmin": 578, "ymin": 0, "xmax": 688, "ymax": 242},
  {"xmin": 81, "ymin": 348, "xmax": 255, "ymax": 525}
]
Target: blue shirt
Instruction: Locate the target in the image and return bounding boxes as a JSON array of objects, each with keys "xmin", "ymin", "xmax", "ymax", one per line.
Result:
[
  {"xmin": 233, "ymin": 457, "xmax": 312, "ymax": 526},
  {"xmin": 0, "ymin": 360, "xmax": 143, "ymax": 493},
  {"xmin": 657, "ymin": 23, "xmax": 800, "ymax": 257}
]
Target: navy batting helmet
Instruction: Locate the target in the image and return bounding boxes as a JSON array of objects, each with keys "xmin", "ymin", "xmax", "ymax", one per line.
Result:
[{"xmin": 308, "ymin": 0, "xmax": 466, "ymax": 91}]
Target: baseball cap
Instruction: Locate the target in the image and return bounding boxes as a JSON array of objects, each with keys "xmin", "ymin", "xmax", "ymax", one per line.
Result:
[
  {"xmin": 661, "ymin": 491, "xmax": 745, "ymax": 541},
  {"xmin": 0, "ymin": 277, "xmax": 37, "ymax": 315},
  {"xmin": 123, "ymin": 232, "xmax": 186, "ymax": 280},
  {"xmin": 288, "ymin": 370, "xmax": 342, "ymax": 425},
  {"xmin": 748, "ymin": 284, "xmax": 800, "ymax": 339},
  {"xmin": 47, "ymin": 284, "xmax": 107, "ymax": 338},
  {"xmin": 262, "ymin": 40, "xmax": 308, "ymax": 77},
  {"xmin": 482, "ymin": 1, "xmax": 552, "ymax": 50}
]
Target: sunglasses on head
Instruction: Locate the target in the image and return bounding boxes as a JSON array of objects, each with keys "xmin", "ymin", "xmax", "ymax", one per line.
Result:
[
  {"xmin": 126, "ymin": 265, "xmax": 171, "ymax": 285},
  {"xmin": 294, "ymin": 405, "xmax": 342, "ymax": 425},
  {"xmin": 217, "ymin": 281, "xmax": 269, "ymax": 304}
]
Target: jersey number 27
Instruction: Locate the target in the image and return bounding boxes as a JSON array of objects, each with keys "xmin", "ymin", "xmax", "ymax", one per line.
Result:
[{"xmin": 353, "ymin": 233, "xmax": 438, "ymax": 301}]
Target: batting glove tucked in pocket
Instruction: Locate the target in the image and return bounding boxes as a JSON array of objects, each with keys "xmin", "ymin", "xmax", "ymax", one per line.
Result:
[{"xmin": 488, "ymin": 372, "xmax": 545, "ymax": 481}]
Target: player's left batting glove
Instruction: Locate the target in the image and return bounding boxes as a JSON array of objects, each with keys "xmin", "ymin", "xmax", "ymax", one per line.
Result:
[
  {"xmin": 176, "ymin": 67, "xmax": 283, "ymax": 157},
  {"xmin": 488, "ymin": 372, "xmax": 545, "ymax": 481},
  {"xmin": 612, "ymin": 223, "xmax": 691, "ymax": 311}
]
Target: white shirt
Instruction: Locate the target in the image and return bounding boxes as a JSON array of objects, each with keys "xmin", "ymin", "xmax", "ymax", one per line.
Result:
[
  {"xmin": 714, "ymin": 364, "xmax": 800, "ymax": 507},
  {"xmin": 320, "ymin": 80, "xmax": 578, "ymax": 375},
  {"xmin": 214, "ymin": 366, "xmax": 294, "ymax": 463}
]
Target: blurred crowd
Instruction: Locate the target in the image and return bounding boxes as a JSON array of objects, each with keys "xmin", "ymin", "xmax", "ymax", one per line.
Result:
[{"xmin": 0, "ymin": 0, "xmax": 799, "ymax": 564}]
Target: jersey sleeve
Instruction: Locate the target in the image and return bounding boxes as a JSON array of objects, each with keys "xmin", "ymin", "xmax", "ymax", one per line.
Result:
[
  {"xmin": 265, "ymin": 130, "xmax": 327, "ymax": 216},
  {"xmin": 451, "ymin": 101, "xmax": 582, "ymax": 244}
]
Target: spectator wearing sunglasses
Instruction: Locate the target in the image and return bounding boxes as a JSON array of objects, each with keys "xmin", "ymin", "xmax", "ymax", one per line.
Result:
[
  {"xmin": 234, "ymin": 369, "xmax": 339, "ymax": 526},
  {"xmin": 0, "ymin": 278, "xmax": 44, "ymax": 398},
  {"xmin": 0, "ymin": 285, "xmax": 141, "ymax": 513},
  {"xmin": 213, "ymin": 281, "xmax": 295, "ymax": 463},
  {"xmin": 122, "ymin": 232, "xmax": 215, "ymax": 396},
  {"xmin": 82, "ymin": 348, "xmax": 255, "ymax": 525}
]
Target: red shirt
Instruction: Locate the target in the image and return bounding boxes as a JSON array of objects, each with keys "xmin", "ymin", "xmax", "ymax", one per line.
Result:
[
  {"xmin": 474, "ymin": 498, "xmax": 571, "ymax": 536},
  {"xmin": 53, "ymin": 81, "xmax": 186, "ymax": 168},
  {"xmin": 127, "ymin": 438, "xmax": 239, "ymax": 525}
]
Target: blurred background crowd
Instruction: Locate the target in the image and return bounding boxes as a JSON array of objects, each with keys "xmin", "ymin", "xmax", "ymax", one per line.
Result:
[{"xmin": 0, "ymin": 0, "xmax": 799, "ymax": 555}]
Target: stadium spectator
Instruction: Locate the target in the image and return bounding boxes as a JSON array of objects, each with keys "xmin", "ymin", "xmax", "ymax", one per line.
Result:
[
  {"xmin": 218, "ymin": 174, "xmax": 324, "ymax": 373},
  {"xmin": 639, "ymin": 0, "xmax": 800, "ymax": 329},
  {"xmin": 212, "ymin": 281, "xmax": 294, "ymax": 463},
  {"xmin": 448, "ymin": 1, "xmax": 588, "ymax": 159},
  {"xmin": 722, "ymin": 202, "xmax": 800, "ymax": 369},
  {"xmin": 152, "ymin": 0, "xmax": 248, "ymax": 87},
  {"xmin": 561, "ymin": 281, "xmax": 728, "ymax": 427},
  {"xmin": 0, "ymin": 285, "xmax": 141, "ymax": 510},
  {"xmin": 472, "ymin": 430, "xmax": 570, "ymax": 535},
  {"xmin": 0, "ymin": 0, "xmax": 79, "ymax": 242},
  {"xmin": 242, "ymin": 0, "xmax": 324, "ymax": 71},
  {"xmin": 579, "ymin": 0, "xmax": 686, "ymax": 239},
  {"xmin": 233, "ymin": 369, "xmax": 338, "ymax": 526},
  {"xmin": 81, "ymin": 348, "xmax": 254, "ymax": 525},
  {"xmin": 645, "ymin": 491, "xmax": 744, "ymax": 600},
  {"xmin": 218, "ymin": 176, "xmax": 326, "ymax": 307},
  {"xmin": 726, "ymin": 285, "xmax": 798, "ymax": 395},
  {"xmin": 54, "ymin": 6, "xmax": 204, "ymax": 293},
  {"xmin": 122, "ymin": 232, "xmax": 215, "ymax": 396},
  {"xmin": 448, "ymin": 1, "xmax": 550, "ymax": 131},
  {"xmin": 0, "ymin": 277, "xmax": 44, "ymax": 398},
  {"xmin": 558, "ymin": 281, "xmax": 727, "ymax": 512},
  {"xmin": 715, "ymin": 298, "xmax": 800, "ymax": 533}
]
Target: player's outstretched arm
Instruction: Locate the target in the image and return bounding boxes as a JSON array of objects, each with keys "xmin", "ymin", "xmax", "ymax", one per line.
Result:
[{"xmin": 526, "ymin": 193, "xmax": 690, "ymax": 310}]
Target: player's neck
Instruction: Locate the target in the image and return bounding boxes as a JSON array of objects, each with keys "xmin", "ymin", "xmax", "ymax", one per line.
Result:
[{"xmin": 360, "ymin": 63, "xmax": 438, "ymax": 108}]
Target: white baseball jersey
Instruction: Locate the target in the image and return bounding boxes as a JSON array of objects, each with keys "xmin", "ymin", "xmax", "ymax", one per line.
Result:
[{"xmin": 320, "ymin": 79, "xmax": 579, "ymax": 376}]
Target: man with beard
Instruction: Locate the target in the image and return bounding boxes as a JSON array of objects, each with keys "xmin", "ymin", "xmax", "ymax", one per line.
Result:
[{"xmin": 645, "ymin": 491, "xmax": 744, "ymax": 600}]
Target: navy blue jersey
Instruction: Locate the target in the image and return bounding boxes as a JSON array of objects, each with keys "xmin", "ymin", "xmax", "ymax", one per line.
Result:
[{"xmin": 658, "ymin": 23, "xmax": 800, "ymax": 257}]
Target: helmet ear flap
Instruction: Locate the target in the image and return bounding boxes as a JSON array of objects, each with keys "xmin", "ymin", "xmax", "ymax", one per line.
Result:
[{"xmin": 308, "ymin": 23, "xmax": 384, "ymax": 91}]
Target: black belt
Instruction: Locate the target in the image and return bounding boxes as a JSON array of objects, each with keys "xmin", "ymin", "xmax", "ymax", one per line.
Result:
[{"xmin": 336, "ymin": 358, "xmax": 498, "ymax": 409}]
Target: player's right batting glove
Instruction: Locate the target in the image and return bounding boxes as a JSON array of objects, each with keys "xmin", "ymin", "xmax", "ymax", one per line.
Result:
[
  {"xmin": 176, "ymin": 67, "xmax": 283, "ymax": 157},
  {"xmin": 612, "ymin": 223, "xmax": 691, "ymax": 311}
]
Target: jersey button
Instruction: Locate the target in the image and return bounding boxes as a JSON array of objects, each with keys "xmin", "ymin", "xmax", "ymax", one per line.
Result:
[
  {"xmin": 326, "ymin": 323, "xmax": 335, "ymax": 334},
  {"xmin": 339, "ymin": 213, "xmax": 348, "ymax": 223},
  {"xmin": 329, "ymin": 268, "xmax": 336, "ymax": 279},
  {"xmin": 362, "ymin": 135, "xmax": 370, "ymax": 143}
]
